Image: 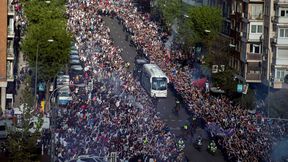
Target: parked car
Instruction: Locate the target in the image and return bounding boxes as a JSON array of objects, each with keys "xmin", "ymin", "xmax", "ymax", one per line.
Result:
[
  {"xmin": 70, "ymin": 58, "xmax": 81, "ymax": 65},
  {"xmin": 70, "ymin": 54, "xmax": 80, "ymax": 60},
  {"xmin": 69, "ymin": 155, "xmax": 107, "ymax": 162},
  {"xmin": 70, "ymin": 49, "xmax": 78, "ymax": 55},
  {"xmin": 71, "ymin": 65, "xmax": 83, "ymax": 71}
]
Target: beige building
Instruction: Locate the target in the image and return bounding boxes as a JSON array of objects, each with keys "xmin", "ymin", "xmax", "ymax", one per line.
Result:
[
  {"xmin": 263, "ymin": 0, "xmax": 288, "ymax": 88},
  {"xmin": 0, "ymin": 0, "xmax": 15, "ymax": 113}
]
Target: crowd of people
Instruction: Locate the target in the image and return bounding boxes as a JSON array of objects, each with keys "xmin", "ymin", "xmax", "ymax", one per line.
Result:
[
  {"xmin": 50, "ymin": 0, "xmax": 288, "ymax": 162},
  {"xmin": 54, "ymin": 0, "xmax": 181, "ymax": 161},
  {"xmin": 94, "ymin": 1, "xmax": 288, "ymax": 162}
]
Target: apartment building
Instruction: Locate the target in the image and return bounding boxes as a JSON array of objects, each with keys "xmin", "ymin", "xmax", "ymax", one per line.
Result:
[
  {"xmin": 220, "ymin": 0, "xmax": 264, "ymax": 83},
  {"xmin": 0, "ymin": 0, "xmax": 16, "ymax": 112},
  {"xmin": 263, "ymin": 0, "xmax": 288, "ymax": 88}
]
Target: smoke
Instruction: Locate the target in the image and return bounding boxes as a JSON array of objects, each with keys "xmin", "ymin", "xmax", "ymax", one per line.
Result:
[{"xmin": 271, "ymin": 138, "xmax": 288, "ymax": 162}]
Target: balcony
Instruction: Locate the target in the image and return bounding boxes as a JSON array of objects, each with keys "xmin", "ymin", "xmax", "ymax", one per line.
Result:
[
  {"xmin": 8, "ymin": 5, "xmax": 14, "ymax": 15},
  {"xmin": 7, "ymin": 28, "xmax": 14, "ymax": 38},
  {"xmin": 275, "ymin": 0, "xmax": 288, "ymax": 5},
  {"xmin": 7, "ymin": 71, "xmax": 14, "ymax": 82},
  {"xmin": 246, "ymin": 73, "xmax": 261, "ymax": 82},
  {"xmin": 247, "ymin": 53, "xmax": 262, "ymax": 62},
  {"xmin": 7, "ymin": 48, "xmax": 14, "ymax": 60},
  {"xmin": 248, "ymin": 14, "xmax": 263, "ymax": 21},
  {"xmin": 249, "ymin": 0, "xmax": 264, "ymax": 2}
]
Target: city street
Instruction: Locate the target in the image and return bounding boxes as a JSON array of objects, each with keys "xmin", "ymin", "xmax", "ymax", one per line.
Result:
[{"xmin": 103, "ymin": 16, "xmax": 226, "ymax": 162}]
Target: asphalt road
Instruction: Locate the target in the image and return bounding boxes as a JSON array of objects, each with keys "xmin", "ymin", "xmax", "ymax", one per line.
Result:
[{"xmin": 103, "ymin": 16, "xmax": 226, "ymax": 162}]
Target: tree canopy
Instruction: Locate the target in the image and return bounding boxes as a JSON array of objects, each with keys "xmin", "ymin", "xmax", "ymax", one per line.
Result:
[
  {"xmin": 7, "ymin": 76, "xmax": 43, "ymax": 162},
  {"xmin": 22, "ymin": 19, "xmax": 71, "ymax": 81},
  {"xmin": 155, "ymin": 0, "xmax": 182, "ymax": 27},
  {"xmin": 21, "ymin": 0, "xmax": 71, "ymax": 82},
  {"xmin": 23, "ymin": 0, "xmax": 65, "ymax": 24},
  {"xmin": 178, "ymin": 6, "xmax": 222, "ymax": 47}
]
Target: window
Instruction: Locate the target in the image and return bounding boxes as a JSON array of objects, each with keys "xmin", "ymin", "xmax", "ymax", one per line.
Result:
[
  {"xmin": 250, "ymin": 4, "xmax": 263, "ymax": 19},
  {"xmin": 250, "ymin": 44, "xmax": 261, "ymax": 53},
  {"xmin": 276, "ymin": 69, "xmax": 285, "ymax": 81},
  {"xmin": 279, "ymin": 28, "xmax": 288, "ymax": 38},
  {"xmin": 280, "ymin": 9, "xmax": 288, "ymax": 17},
  {"xmin": 251, "ymin": 25, "xmax": 263, "ymax": 33}
]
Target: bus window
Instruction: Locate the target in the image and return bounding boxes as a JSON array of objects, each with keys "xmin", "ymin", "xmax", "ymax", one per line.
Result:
[{"xmin": 152, "ymin": 77, "xmax": 167, "ymax": 90}]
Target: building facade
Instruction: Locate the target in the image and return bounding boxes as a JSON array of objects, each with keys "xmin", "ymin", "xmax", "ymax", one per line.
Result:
[
  {"xmin": 0, "ymin": 0, "xmax": 16, "ymax": 112},
  {"xmin": 210, "ymin": 0, "xmax": 288, "ymax": 89},
  {"xmin": 263, "ymin": 0, "xmax": 288, "ymax": 88}
]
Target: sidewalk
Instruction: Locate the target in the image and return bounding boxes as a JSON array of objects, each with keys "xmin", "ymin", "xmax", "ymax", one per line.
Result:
[{"xmin": 13, "ymin": 51, "xmax": 28, "ymax": 108}]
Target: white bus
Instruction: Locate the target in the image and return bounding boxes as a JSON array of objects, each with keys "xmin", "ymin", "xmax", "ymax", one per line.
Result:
[{"xmin": 141, "ymin": 64, "xmax": 169, "ymax": 98}]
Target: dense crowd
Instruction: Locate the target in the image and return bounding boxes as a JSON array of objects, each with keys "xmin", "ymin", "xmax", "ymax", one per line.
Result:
[
  {"xmin": 54, "ymin": 0, "xmax": 180, "ymax": 161},
  {"xmin": 51, "ymin": 0, "xmax": 288, "ymax": 162},
  {"xmin": 94, "ymin": 1, "xmax": 288, "ymax": 162}
]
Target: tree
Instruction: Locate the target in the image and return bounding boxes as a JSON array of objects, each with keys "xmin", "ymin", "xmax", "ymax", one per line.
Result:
[
  {"xmin": 22, "ymin": 0, "xmax": 65, "ymax": 25},
  {"xmin": 7, "ymin": 76, "xmax": 43, "ymax": 162},
  {"xmin": 21, "ymin": 0, "xmax": 71, "ymax": 104},
  {"xmin": 178, "ymin": 6, "xmax": 222, "ymax": 53},
  {"xmin": 154, "ymin": 0, "xmax": 182, "ymax": 27}
]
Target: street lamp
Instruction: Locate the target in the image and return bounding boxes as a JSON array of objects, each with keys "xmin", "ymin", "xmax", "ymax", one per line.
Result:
[
  {"xmin": 34, "ymin": 39, "xmax": 54, "ymax": 109},
  {"xmin": 45, "ymin": 1, "xmax": 51, "ymax": 4}
]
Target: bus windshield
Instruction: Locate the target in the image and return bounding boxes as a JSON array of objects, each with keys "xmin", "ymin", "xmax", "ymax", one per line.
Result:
[{"xmin": 152, "ymin": 77, "xmax": 167, "ymax": 90}]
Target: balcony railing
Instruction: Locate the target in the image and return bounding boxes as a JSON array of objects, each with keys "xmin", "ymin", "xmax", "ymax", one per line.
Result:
[
  {"xmin": 249, "ymin": 14, "xmax": 263, "ymax": 20},
  {"xmin": 7, "ymin": 72, "xmax": 14, "ymax": 81},
  {"xmin": 7, "ymin": 28, "xmax": 14, "ymax": 37},
  {"xmin": 8, "ymin": 5, "xmax": 14, "ymax": 15},
  {"xmin": 247, "ymin": 53, "xmax": 262, "ymax": 61},
  {"xmin": 246, "ymin": 73, "xmax": 261, "ymax": 82},
  {"xmin": 7, "ymin": 48, "xmax": 14, "ymax": 60},
  {"xmin": 275, "ymin": 0, "xmax": 288, "ymax": 4}
]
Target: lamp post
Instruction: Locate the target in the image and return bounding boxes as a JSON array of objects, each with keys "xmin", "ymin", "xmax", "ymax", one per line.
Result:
[{"xmin": 34, "ymin": 39, "xmax": 54, "ymax": 109}]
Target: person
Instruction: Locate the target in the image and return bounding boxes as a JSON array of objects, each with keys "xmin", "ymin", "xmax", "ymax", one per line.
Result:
[
  {"xmin": 182, "ymin": 123, "xmax": 189, "ymax": 136},
  {"xmin": 177, "ymin": 138, "xmax": 185, "ymax": 152},
  {"xmin": 174, "ymin": 99, "xmax": 180, "ymax": 114},
  {"xmin": 195, "ymin": 135, "xmax": 202, "ymax": 151},
  {"xmin": 208, "ymin": 140, "xmax": 217, "ymax": 154}
]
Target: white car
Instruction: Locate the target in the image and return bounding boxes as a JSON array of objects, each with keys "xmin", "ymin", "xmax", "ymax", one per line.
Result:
[
  {"xmin": 70, "ymin": 58, "xmax": 81, "ymax": 65},
  {"xmin": 71, "ymin": 65, "xmax": 83, "ymax": 71},
  {"xmin": 70, "ymin": 54, "xmax": 80, "ymax": 59},
  {"xmin": 69, "ymin": 155, "xmax": 107, "ymax": 162}
]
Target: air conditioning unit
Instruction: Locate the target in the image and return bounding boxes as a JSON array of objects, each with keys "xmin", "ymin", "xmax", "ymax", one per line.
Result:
[{"xmin": 240, "ymin": 32, "xmax": 243, "ymax": 37}]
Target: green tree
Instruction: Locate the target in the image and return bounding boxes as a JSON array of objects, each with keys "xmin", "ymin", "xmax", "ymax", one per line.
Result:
[
  {"xmin": 154, "ymin": 0, "xmax": 182, "ymax": 27},
  {"xmin": 22, "ymin": 0, "xmax": 66, "ymax": 25},
  {"xmin": 21, "ymin": 19, "xmax": 71, "ymax": 103},
  {"xmin": 21, "ymin": 0, "xmax": 71, "ymax": 104},
  {"xmin": 178, "ymin": 6, "xmax": 222, "ymax": 53},
  {"xmin": 7, "ymin": 76, "xmax": 43, "ymax": 162}
]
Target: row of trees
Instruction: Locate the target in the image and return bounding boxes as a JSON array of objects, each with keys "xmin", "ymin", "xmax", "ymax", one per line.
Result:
[
  {"xmin": 153, "ymin": 0, "xmax": 222, "ymax": 54},
  {"xmin": 21, "ymin": 0, "xmax": 71, "ymax": 103},
  {"xmin": 6, "ymin": 0, "xmax": 71, "ymax": 161},
  {"xmin": 152, "ymin": 1, "xmax": 255, "ymax": 106}
]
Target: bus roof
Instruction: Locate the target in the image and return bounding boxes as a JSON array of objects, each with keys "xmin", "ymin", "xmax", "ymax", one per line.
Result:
[{"xmin": 143, "ymin": 64, "xmax": 167, "ymax": 78}]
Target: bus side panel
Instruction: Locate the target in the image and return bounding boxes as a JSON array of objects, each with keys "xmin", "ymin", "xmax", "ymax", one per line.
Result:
[{"xmin": 141, "ymin": 71, "xmax": 151, "ymax": 96}]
